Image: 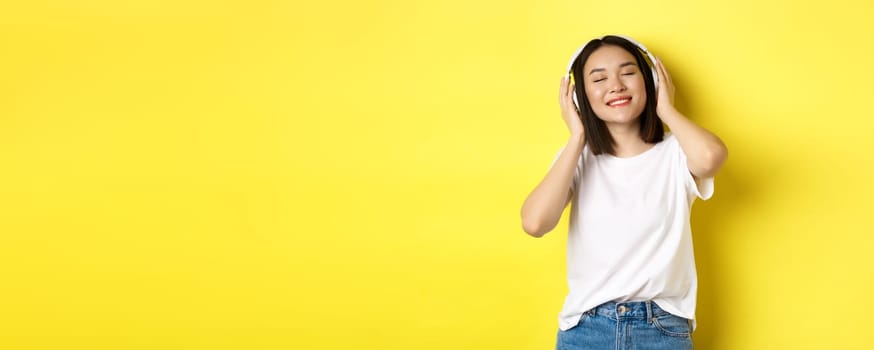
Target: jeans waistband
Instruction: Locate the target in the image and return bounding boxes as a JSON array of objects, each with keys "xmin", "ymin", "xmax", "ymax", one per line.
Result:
[{"xmin": 586, "ymin": 300, "xmax": 672, "ymax": 321}]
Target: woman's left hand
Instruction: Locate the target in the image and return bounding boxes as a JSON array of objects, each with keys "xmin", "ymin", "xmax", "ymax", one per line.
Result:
[{"xmin": 654, "ymin": 56, "xmax": 676, "ymax": 116}]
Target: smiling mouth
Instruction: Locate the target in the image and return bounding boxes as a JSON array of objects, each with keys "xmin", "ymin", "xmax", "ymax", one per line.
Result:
[{"xmin": 607, "ymin": 98, "xmax": 631, "ymax": 107}]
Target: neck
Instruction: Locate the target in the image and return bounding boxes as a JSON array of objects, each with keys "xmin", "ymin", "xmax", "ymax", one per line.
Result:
[{"xmin": 606, "ymin": 121, "xmax": 651, "ymax": 158}]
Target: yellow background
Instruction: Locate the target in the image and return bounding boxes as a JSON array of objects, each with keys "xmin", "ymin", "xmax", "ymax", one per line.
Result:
[{"xmin": 1, "ymin": 0, "xmax": 873, "ymax": 349}]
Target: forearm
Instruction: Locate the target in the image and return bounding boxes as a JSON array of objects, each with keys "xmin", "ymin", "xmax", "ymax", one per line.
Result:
[
  {"xmin": 521, "ymin": 134, "xmax": 585, "ymax": 237},
  {"xmin": 658, "ymin": 107, "xmax": 728, "ymax": 178}
]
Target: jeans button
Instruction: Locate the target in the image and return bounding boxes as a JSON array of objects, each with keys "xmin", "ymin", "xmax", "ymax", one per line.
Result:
[{"xmin": 618, "ymin": 305, "xmax": 627, "ymax": 314}]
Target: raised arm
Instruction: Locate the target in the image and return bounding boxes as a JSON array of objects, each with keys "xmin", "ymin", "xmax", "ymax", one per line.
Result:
[
  {"xmin": 654, "ymin": 57, "xmax": 728, "ymax": 178},
  {"xmin": 521, "ymin": 76, "xmax": 586, "ymax": 237}
]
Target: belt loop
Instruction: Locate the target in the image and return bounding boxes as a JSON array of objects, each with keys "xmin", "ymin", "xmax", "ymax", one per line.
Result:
[{"xmin": 645, "ymin": 300, "xmax": 653, "ymax": 324}]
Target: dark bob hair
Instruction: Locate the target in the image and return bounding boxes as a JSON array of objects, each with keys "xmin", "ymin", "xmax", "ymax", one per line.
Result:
[{"xmin": 569, "ymin": 35, "xmax": 664, "ymax": 155}]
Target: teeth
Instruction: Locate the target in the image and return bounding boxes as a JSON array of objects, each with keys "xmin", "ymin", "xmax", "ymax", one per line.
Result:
[{"xmin": 608, "ymin": 98, "xmax": 630, "ymax": 106}]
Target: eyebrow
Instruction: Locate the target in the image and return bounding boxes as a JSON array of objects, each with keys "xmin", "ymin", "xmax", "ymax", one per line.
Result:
[{"xmin": 588, "ymin": 61, "xmax": 637, "ymax": 75}]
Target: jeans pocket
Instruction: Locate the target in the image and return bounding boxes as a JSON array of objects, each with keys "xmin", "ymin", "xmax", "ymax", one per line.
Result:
[{"xmin": 652, "ymin": 314, "xmax": 692, "ymax": 338}]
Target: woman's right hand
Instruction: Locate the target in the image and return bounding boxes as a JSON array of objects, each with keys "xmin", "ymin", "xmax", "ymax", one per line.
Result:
[{"xmin": 559, "ymin": 76, "xmax": 585, "ymax": 137}]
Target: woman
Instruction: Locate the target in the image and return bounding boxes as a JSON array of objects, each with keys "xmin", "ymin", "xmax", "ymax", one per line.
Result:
[{"xmin": 520, "ymin": 35, "xmax": 728, "ymax": 350}]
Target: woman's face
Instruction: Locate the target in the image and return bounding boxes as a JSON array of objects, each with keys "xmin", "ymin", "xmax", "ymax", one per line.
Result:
[{"xmin": 582, "ymin": 45, "xmax": 647, "ymax": 126}]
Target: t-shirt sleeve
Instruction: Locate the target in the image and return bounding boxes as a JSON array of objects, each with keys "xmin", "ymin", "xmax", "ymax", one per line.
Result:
[
  {"xmin": 672, "ymin": 136, "xmax": 715, "ymax": 200},
  {"xmin": 550, "ymin": 145, "xmax": 582, "ymax": 197}
]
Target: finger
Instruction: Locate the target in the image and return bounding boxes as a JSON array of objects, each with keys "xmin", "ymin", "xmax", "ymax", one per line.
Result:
[
  {"xmin": 559, "ymin": 76, "xmax": 568, "ymax": 103},
  {"xmin": 566, "ymin": 76, "xmax": 574, "ymax": 99},
  {"xmin": 563, "ymin": 77, "xmax": 575, "ymax": 106},
  {"xmin": 566, "ymin": 85, "xmax": 576, "ymax": 109}
]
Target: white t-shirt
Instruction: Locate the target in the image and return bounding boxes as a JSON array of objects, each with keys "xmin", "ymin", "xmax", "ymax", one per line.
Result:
[{"xmin": 550, "ymin": 133, "xmax": 713, "ymax": 331}]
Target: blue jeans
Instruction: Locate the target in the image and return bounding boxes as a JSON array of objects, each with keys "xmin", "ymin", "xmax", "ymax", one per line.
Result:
[{"xmin": 556, "ymin": 301, "xmax": 694, "ymax": 350}]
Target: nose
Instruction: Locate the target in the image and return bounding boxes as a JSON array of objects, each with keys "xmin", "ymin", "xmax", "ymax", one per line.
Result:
[{"xmin": 608, "ymin": 77, "xmax": 626, "ymax": 93}]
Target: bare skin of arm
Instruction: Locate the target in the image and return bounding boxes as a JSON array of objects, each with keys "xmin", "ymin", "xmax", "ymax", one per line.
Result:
[
  {"xmin": 521, "ymin": 76, "xmax": 585, "ymax": 237},
  {"xmin": 653, "ymin": 57, "xmax": 728, "ymax": 178}
]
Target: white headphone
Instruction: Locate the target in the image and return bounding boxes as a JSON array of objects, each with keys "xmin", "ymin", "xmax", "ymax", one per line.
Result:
[{"xmin": 566, "ymin": 35, "xmax": 658, "ymax": 110}]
